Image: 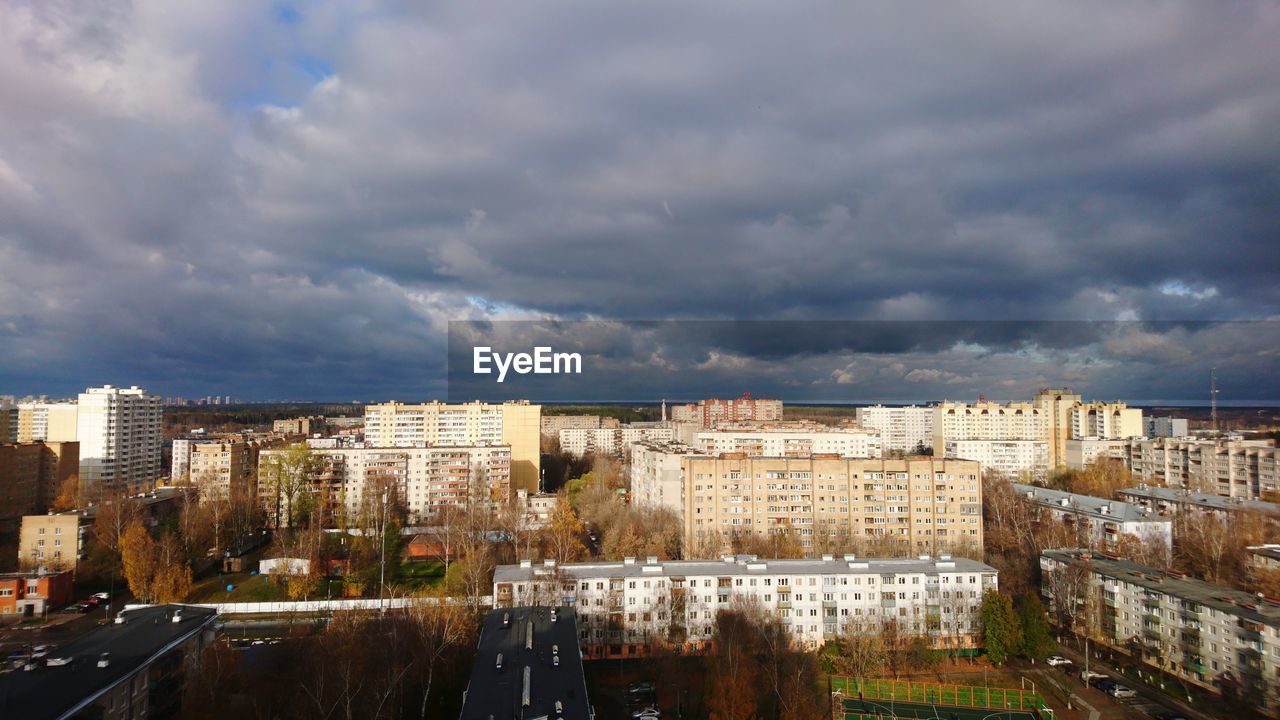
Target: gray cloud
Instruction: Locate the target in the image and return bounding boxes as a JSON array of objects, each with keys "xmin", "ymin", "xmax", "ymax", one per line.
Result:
[{"xmin": 1, "ymin": 1, "xmax": 1278, "ymax": 401}]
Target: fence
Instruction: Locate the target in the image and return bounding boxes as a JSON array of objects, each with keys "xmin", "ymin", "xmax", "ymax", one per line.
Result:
[
  {"xmin": 832, "ymin": 677, "xmax": 1049, "ymax": 713},
  {"xmin": 123, "ymin": 596, "xmax": 493, "ymax": 615}
]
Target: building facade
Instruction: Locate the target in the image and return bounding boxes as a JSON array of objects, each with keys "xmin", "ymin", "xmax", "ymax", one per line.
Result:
[
  {"xmin": 944, "ymin": 439, "xmax": 1048, "ymax": 481},
  {"xmin": 76, "ymin": 385, "xmax": 162, "ymax": 495},
  {"xmin": 18, "ymin": 513, "xmax": 89, "ymax": 571},
  {"xmin": 15, "ymin": 401, "xmax": 79, "ymax": 443},
  {"xmin": 1125, "ymin": 438, "xmax": 1280, "ymax": 500},
  {"xmin": 1065, "ymin": 438, "xmax": 1129, "ymax": 470},
  {"xmin": 670, "ymin": 395, "xmax": 783, "ymax": 428},
  {"xmin": 0, "ymin": 570, "xmax": 74, "ymax": 616},
  {"xmin": 1041, "ymin": 549, "xmax": 1280, "ymax": 715},
  {"xmin": 494, "ymin": 555, "xmax": 998, "ymax": 657},
  {"xmin": 932, "ymin": 402, "xmax": 1047, "ymax": 457},
  {"xmin": 1011, "ymin": 483, "xmax": 1172, "ymax": 558},
  {"xmin": 630, "ymin": 440, "xmax": 694, "ymax": 515},
  {"xmin": 558, "ymin": 426, "xmax": 675, "ymax": 457},
  {"xmin": 1117, "ymin": 485, "xmax": 1280, "ymax": 521},
  {"xmin": 854, "ymin": 405, "xmax": 934, "ymax": 455},
  {"xmin": 540, "ymin": 414, "xmax": 620, "ymax": 437},
  {"xmin": 1146, "ymin": 417, "xmax": 1190, "ymax": 438},
  {"xmin": 362, "ymin": 401, "xmax": 540, "ymax": 492},
  {"xmin": 1069, "ymin": 402, "xmax": 1143, "ymax": 442},
  {"xmin": 694, "ymin": 427, "xmax": 882, "ymax": 459}
]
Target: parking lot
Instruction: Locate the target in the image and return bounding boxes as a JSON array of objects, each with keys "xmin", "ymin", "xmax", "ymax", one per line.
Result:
[{"xmin": 1038, "ymin": 652, "xmax": 1201, "ymax": 720}]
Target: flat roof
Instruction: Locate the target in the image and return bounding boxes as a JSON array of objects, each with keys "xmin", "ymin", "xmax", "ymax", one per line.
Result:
[
  {"xmin": 0, "ymin": 604, "xmax": 217, "ymax": 719},
  {"xmin": 1012, "ymin": 483, "xmax": 1165, "ymax": 524},
  {"xmin": 1042, "ymin": 549, "xmax": 1280, "ymax": 628},
  {"xmin": 1117, "ymin": 486, "xmax": 1280, "ymax": 514},
  {"xmin": 495, "ymin": 554, "xmax": 995, "ymax": 584},
  {"xmin": 460, "ymin": 606, "xmax": 592, "ymax": 720}
]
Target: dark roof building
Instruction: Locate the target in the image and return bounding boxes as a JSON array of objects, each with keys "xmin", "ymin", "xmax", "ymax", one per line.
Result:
[
  {"xmin": 0, "ymin": 604, "xmax": 217, "ymax": 719},
  {"xmin": 460, "ymin": 606, "xmax": 594, "ymax": 720}
]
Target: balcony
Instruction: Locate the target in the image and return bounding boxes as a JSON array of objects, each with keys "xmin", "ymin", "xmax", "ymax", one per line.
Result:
[{"xmin": 777, "ymin": 600, "xmax": 792, "ymax": 610}]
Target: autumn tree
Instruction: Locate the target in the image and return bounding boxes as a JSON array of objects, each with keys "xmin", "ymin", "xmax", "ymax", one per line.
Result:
[
  {"xmin": 705, "ymin": 610, "xmax": 761, "ymax": 720},
  {"xmin": 260, "ymin": 443, "xmax": 322, "ymax": 528},
  {"xmin": 1017, "ymin": 594, "xmax": 1056, "ymax": 660},
  {"xmin": 543, "ymin": 494, "xmax": 587, "ymax": 564},
  {"xmin": 50, "ymin": 473, "xmax": 83, "ymax": 512}
]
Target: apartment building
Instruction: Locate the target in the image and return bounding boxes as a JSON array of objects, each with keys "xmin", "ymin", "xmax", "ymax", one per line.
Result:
[
  {"xmin": 1117, "ymin": 486, "xmax": 1280, "ymax": 521},
  {"xmin": 76, "ymin": 385, "xmax": 162, "ymax": 495},
  {"xmin": 0, "ymin": 396, "xmax": 14, "ymax": 443},
  {"xmin": 1146, "ymin": 417, "xmax": 1190, "ymax": 438},
  {"xmin": 15, "ymin": 401, "xmax": 79, "ymax": 443},
  {"xmin": 187, "ymin": 435, "xmax": 289, "ymax": 500},
  {"xmin": 362, "ymin": 400, "xmax": 540, "ymax": 492},
  {"xmin": 931, "ymin": 402, "xmax": 1046, "ymax": 457},
  {"xmin": 494, "ymin": 554, "xmax": 998, "ymax": 657},
  {"xmin": 1066, "ymin": 438, "xmax": 1129, "ymax": 470},
  {"xmin": 0, "ymin": 441, "xmax": 78, "ymax": 520},
  {"xmin": 670, "ymin": 394, "xmax": 783, "ymax": 428},
  {"xmin": 1125, "ymin": 438, "xmax": 1280, "ymax": 500},
  {"xmin": 1069, "ymin": 402, "xmax": 1143, "ymax": 445},
  {"xmin": 18, "ymin": 513, "xmax": 89, "ymax": 571},
  {"xmin": 944, "ymin": 439, "xmax": 1048, "ymax": 481},
  {"xmin": 0, "ymin": 569, "xmax": 74, "ymax": 616},
  {"xmin": 695, "ymin": 426, "xmax": 882, "ymax": 459},
  {"xmin": 541, "ymin": 414, "xmax": 620, "ymax": 437},
  {"xmin": 272, "ymin": 415, "xmax": 328, "ymax": 437},
  {"xmin": 854, "ymin": 405, "xmax": 934, "ymax": 454},
  {"xmin": 1011, "ymin": 483, "xmax": 1171, "ymax": 558},
  {"xmin": 258, "ymin": 444, "xmax": 512, "ymax": 525},
  {"xmin": 630, "ymin": 440, "xmax": 695, "ymax": 515},
  {"xmin": 558, "ymin": 425, "xmax": 675, "ymax": 457},
  {"xmin": 674, "ymin": 454, "xmax": 982, "ymax": 555},
  {"xmin": 1034, "ymin": 388, "xmax": 1082, "ymax": 469},
  {"xmin": 1041, "ymin": 549, "xmax": 1280, "ymax": 714}
]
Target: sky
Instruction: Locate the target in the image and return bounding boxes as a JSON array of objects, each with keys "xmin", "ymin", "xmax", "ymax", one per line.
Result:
[{"xmin": 1, "ymin": 1, "xmax": 1277, "ymax": 403}]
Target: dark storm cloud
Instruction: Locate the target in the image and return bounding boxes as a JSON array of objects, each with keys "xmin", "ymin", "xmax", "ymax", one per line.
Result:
[{"xmin": 0, "ymin": 1, "xmax": 1277, "ymax": 401}]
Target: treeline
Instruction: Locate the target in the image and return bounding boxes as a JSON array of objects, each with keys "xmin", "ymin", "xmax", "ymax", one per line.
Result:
[
  {"xmin": 541, "ymin": 404, "xmax": 663, "ymax": 423},
  {"xmin": 163, "ymin": 404, "xmax": 362, "ymax": 432}
]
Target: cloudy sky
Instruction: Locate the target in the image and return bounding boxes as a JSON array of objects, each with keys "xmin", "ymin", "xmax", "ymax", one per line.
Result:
[{"xmin": 1, "ymin": 1, "xmax": 1277, "ymax": 403}]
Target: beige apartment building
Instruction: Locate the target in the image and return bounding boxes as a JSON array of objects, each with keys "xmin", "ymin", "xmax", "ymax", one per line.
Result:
[
  {"xmin": 0, "ymin": 441, "xmax": 78, "ymax": 520},
  {"xmin": 18, "ymin": 513, "xmax": 88, "ymax": 571},
  {"xmin": 1125, "ymin": 438, "xmax": 1280, "ymax": 499},
  {"xmin": 540, "ymin": 414, "xmax": 620, "ymax": 437},
  {"xmin": 932, "ymin": 401, "xmax": 1046, "ymax": 457},
  {"xmin": 363, "ymin": 400, "xmax": 540, "ymax": 492},
  {"xmin": 668, "ymin": 454, "xmax": 982, "ymax": 556},
  {"xmin": 272, "ymin": 416, "xmax": 327, "ymax": 436},
  {"xmin": 1033, "ymin": 388, "xmax": 1082, "ymax": 469},
  {"xmin": 15, "ymin": 401, "xmax": 80, "ymax": 443},
  {"xmin": 187, "ymin": 435, "xmax": 289, "ymax": 500},
  {"xmin": 1070, "ymin": 401, "xmax": 1143, "ymax": 442},
  {"xmin": 670, "ymin": 395, "xmax": 783, "ymax": 427}
]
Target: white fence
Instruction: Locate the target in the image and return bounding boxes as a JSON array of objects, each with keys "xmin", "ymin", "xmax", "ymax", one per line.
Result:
[{"xmin": 123, "ymin": 596, "xmax": 493, "ymax": 615}]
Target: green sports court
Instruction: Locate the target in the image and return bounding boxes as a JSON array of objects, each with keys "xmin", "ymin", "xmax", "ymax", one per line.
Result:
[{"xmin": 842, "ymin": 697, "xmax": 1039, "ymax": 720}]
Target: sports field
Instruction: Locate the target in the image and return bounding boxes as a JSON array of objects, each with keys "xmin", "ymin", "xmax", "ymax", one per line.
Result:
[{"xmin": 842, "ymin": 697, "xmax": 1038, "ymax": 720}]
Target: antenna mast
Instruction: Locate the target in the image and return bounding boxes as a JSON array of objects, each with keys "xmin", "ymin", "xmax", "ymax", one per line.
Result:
[{"xmin": 1210, "ymin": 367, "xmax": 1219, "ymax": 436}]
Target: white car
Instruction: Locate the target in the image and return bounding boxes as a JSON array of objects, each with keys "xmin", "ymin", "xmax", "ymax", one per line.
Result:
[
  {"xmin": 1109, "ymin": 685, "xmax": 1138, "ymax": 699},
  {"xmin": 1046, "ymin": 655, "xmax": 1071, "ymax": 667}
]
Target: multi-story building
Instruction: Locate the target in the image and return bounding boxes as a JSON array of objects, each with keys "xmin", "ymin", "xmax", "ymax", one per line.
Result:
[
  {"xmin": 854, "ymin": 405, "xmax": 934, "ymax": 455},
  {"xmin": 14, "ymin": 401, "xmax": 80, "ymax": 443},
  {"xmin": 258, "ymin": 444, "xmax": 512, "ymax": 525},
  {"xmin": 0, "ymin": 396, "xmax": 15, "ymax": 443},
  {"xmin": 672, "ymin": 454, "xmax": 982, "ymax": 555},
  {"xmin": 362, "ymin": 400, "xmax": 540, "ymax": 492},
  {"xmin": 1065, "ymin": 438, "xmax": 1129, "ymax": 470},
  {"xmin": 0, "ymin": 569, "xmax": 74, "ymax": 616},
  {"xmin": 944, "ymin": 439, "xmax": 1048, "ymax": 481},
  {"xmin": 670, "ymin": 394, "xmax": 783, "ymax": 428},
  {"xmin": 541, "ymin": 414, "xmax": 620, "ymax": 437},
  {"xmin": 1068, "ymin": 401, "xmax": 1143, "ymax": 445},
  {"xmin": 1247, "ymin": 545, "xmax": 1280, "ymax": 573},
  {"xmin": 1033, "ymin": 388, "xmax": 1083, "ymax": 469},
  {"xmin": 18, "ymin": 513, "xmax": 90, "ymax": 571},
  {"xmin": 170, "ymin": 437, "xmax": 197, "ymax": 480},
  {"xmin": 516, "ymin": 490, "xmax": 559, "ymax": 530},
  {"xmin": 630, "ymin": 440, "xmax": 695, "ymax": 515},
  {"xmin": 187, "ymin": 435, "xmax": 288, "ymax": 500},
  {"xmin": 0, "ymin": 441, "xmax": 78, "ymax": 519},
  {"xmin": 558, "ymin": 425, "xmax": 675, "ymax": 457},
  {"xmin": 1146, "ymin": 416, "xmax": 1190, "ymax": 438},
  {"xmin": 1011, "ymin": 483, "xmax": 1171, "ymax": 558},
  {"xmin": 494, "ymin": 554, "xmax": 998, "ymax": 657},
  {"xmin": 1117, "ymin": 485, "xmax": 1280, "ymax": 521},
  {"xmin": 931, "ymin": 401, "xmax": 1047, "ymax": 458},
  {"xmin": 272, "ymin": 416, "xmax": 327, "ymax": 437},
  {"xmin": 76, "ymin": 385, "xmax": 162, "ymax": 495},
  {"xmin": 1124, "ymin": 438, "xmax": 1280, "ymax": 499},
  {"xmin": 1041, "ymin": 549, "xmax": 1280, "ymax": 715},
  {"xmin": 694, "ymin": 426, "xmax": 882, "ymax": 459}
]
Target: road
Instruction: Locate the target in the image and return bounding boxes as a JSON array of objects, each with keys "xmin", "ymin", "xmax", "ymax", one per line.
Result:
[{"xmin": 1054, "ymin": 645, "xmax": 1214, "ymax": 720}]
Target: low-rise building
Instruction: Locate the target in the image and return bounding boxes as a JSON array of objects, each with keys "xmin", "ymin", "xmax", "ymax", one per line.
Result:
[
  {"xmin": 1125, "ymin": 438, "xmax": 1280, "ymax": 500},
  {"xmin": 0, "ymin": 570, "xmax": 74, "ymax": 616},
  {"xmin": 516, "ymin": 489, "xmax": 558, "ymax": 530},
  {"xmin": 273, "ymin": 415, "xmax": 327, "ymax": 437},
  {"xmin": 1247, "ymin": 545, "xmax": 1280, "ymax": 572},
  {"xmin": 494, "ymin": 554, "xmax": 998, "ymax": 657},
  {"xmin": 0, "ymin": 604, "xmax": 218, "ymax": 719},
  {"xmin": 1117, "ymin": 485, "xmax": 1280, "ymax": 521},
  {"xmin": 18, "ymin": 514, "xmax": 90, "ymax": 571},
  {"xmin": 944, "ymin": 439, "xmax": 1048, "ymax": 481},
  {"xmin": 1041, "ymin": 549, "xmax": 1280, "ymax": 714},
  {"xmin": 1011, "ymin": 483, "xmax": 1171, "ymax": 559}
]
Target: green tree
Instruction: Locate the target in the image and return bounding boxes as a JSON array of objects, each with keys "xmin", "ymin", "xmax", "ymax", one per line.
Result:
[
  {"xmin": 260, "ymin": 443, "xmax": 322, "ymax": 528},
  {"xmin": 1017, "ymin": 595, "xmax": 1056, "ymax": 660},
  {"xmin": 980, "ymin": 590, "xmax": 1022, "ymax": 666}
]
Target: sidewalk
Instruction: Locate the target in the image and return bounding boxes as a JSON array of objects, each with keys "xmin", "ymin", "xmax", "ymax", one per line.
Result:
[{"xmin": 1055, "ymin": 645, "xmax": 1215, "ymax": 720}]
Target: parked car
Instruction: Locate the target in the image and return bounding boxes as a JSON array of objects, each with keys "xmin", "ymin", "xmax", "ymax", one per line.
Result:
[
  {"xmin": 1046, "ymin": 655, "xmax": 1071, "ymax": 667},
  {"xmin": 1094, "ymin": 678, "xmax": 1117, "ymax": 692},
  {"xmin": 1109, "ymin": 685, "xmax": 1137, "ymax": 699}
]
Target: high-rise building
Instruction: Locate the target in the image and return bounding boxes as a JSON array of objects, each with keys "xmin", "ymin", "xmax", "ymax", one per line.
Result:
[
  {"xmin": 1125, "ymin": 438, "xmax": 1279, "ymax": 500},
  {"xmin": 1033, "ymin": 388, "xmax": 1082, "ymax": 469},
  {"xmin": 670, "ymin": 394, "xmax": 783, "ymax": 428},
  {"xmin": 694, "ymin": 426, "xmax": 882, "ymax": 459},
  {"xmin": 15, "ymin": 401, "xmax": 79, "ymax": 443},
  {"xmin": 1069, "ymin": 401, "xmax": 1143, "ymax": 442},
  {"xmin": 540, "ymin": 414, "xmax": 620, "ymax": 437},
  {"xmin": 76, "ymin": 385, "xmax": 162, "ymax": 495},
  {"xmin": 943, "ymin": 439, "xmax": 1048, "ymax": 481},
  {"xmin": 854, "ymin": 405, "xmax": 934, "ymax": 454},
  {"xmin": 362, "ymin": 401, "xmax": 540, "ymax": 492},
  {"xmin": 0, "ymin": 397, "xmax": 15, "ymax": 443},
  {"xmin": 1145, "ymin": 416, "xmax": 1189, "ymax": 438},
  {"xmin": 932, "ymin": 401, "xmax": 1046, "ymax": 457},
  {"xmin": 0, "ymin": 441, "xmax": 79, "ymax": 520}
]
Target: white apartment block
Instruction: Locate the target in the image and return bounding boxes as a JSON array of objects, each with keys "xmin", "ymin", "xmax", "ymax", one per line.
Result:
[
  {"xmin": 258, "ymin": 444, "xmax": 512, "ymax": 524},
  {"xmin": 362, "ymin": 400, "xmax": 540, "ymax": 492},
  {"xmin": 670, "ymin": 395, "xmax": 783, "ymax": 428},
  {"xmin": 1125, "ymin": 438, "xmax": 1280, "ymax": 500},
  {"xmin": 171, "ymin": 438, "xmax": 195, "ymax": 480},
  {"xmin": 678, "ymin": 454, "xmax": 983, "ymax": 555},
  {"xmin": 932, "ymin": 402, "xmax": 1047, "ymax": 456},
  {"xmin": 1011, "ymin": 483, "xmax": 1171, "ymax": 559},
  {"xmin": 540, "ymin": 414, "xmax": 620, "ymax": 437},
  {"xmin": 76, "ymin": 385, "xmax": 162, "ymax": 495},
  {"xmin": 854, "ymin": 405, "xmax": 934, "ymax": 455},
  {"xmin": 558, "ymin": 426, "xmax": 674, "ymax": 457},
  {"xmin": 630, "ymin": 440, "xmax": 693, "ymax": 515},
  {"xmin": 494, "ymin": 554, "xmax": 998, "ymax": 658},
  {"xmin": 694, "ymin": 427, "xmax": 882, "ymax": 459},
  {"xmin": 944, "ymin": 439, "xmax": 1048, "ymax": 481},
  {"xmin": 1066, "ymin": 438, "xmax": 1129, "ymax": 470},
  {"xmin": 1070, "ymin": 402, "xmax": 1144, "ymax": 441},
  {"xmin": 1041, "ymin": 549, "xmax": 1280, "ymax": 715}
]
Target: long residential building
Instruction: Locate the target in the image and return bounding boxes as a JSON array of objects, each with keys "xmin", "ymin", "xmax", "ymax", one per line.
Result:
[
  {"xmin": 944, "ymin": 439, "xmax": 1048, "ymax": 481},
  {"xmin": 558, "ymin": 425, "xmax": 674, "ymax": 457},
  {"xmin": 76, "ymin": 385, "xmax": 163, "ymax": 495},
  {"xmin": 362, "ymin": 400, "xmax": 540, "ymax": 492},
  {"xmin": 670, "ymin": 395, "xmax": 783, "ymax": 428},
  {"xmin": 854, "ymin": 405, "xmax": 934, "ymax": 455},
  {"xmin": 629, "ymin": 449, "xmax": 983, "ymax": 555},
  {"xmin": 1068, "ymin": 401, "xmax": 1143, "ymax": 446},
  {"xmin": 694, "ymin": 426, "xmax": 882, "ymax": 459},
  {"xmin": 629, "ymin": 440, "xmax": 692, "ymax": 514},
  {"xmin": 1117, "ymin": 485, "xmax": 1280, "ymax": 521},
  {"xmin": 932, "ymin": 401, "xmax": 1046, "ymax": 458},
  {"xmin": 15, "ymin": 401, "xmax": 79, "ymax": 443},
  {"xmin": 1146, "ymin": 416, "xmax": 1190, "ymax": 438},
  {"xmin": 187, "ymin": 435, "xmax": 290, "ymax": 500},
  {"xmin": 1066, "ymin": 438, "xmax": 1129, "ymax": 470},
  {"xmin": 1124, "ymin": 438, "xmax": 1280, "ymax": 500},
  {"xmin": 258, "ymin": 444, "xmax": 512, "ymax": 525},
  {"xmin": 0, "ymin": 441, "xmax": 78, "ymax": 519},
  {"xmin": 1011, "ymin": 483, "xmax": 1171, "ymax": 559},
  {"xmin": 1041, "ymin": 549, "xmax": 1280, "ymax": 715},
  {"xmin": 494, "ymin": 554, "xmax": 998, "ymax": 657},
  {"xmin": 541, "ymin": 414, "xmax": 620, "ymax": 437}
]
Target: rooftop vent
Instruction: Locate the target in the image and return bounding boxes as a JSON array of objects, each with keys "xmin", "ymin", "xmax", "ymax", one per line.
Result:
[{"xmin": 624, "ymin": 557, "xmax": 637, "ymax": 565}]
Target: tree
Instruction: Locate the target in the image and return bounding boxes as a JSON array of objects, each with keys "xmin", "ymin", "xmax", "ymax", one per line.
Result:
[
  {"xmin": 120, "ymin": 521, "xmax": 159, "ymax": 603},
  {"xmin": 544, "ymin": 495, "xmax": 587, "ymax": 564},
  {"xmin": 152, "ymin": 534, "xmax": 194, "ymax": 603},
  {"xmin": 705, "ymin": 610, "xmax": 761, "ymax": 720},
  {"xmin": 833, "ymin": 624, "xmax": 887, "ymax": 678},
  {"xmin": 51, "ymin": 474, "xmax": 82, "ymax": 512},
  {"xmin": 1017, "ymin": 595, "xmax": 1056, "ymax": 660},
  {"xmin": 980, "ymin": 590, "xmax": 1021, "ymax": 666},
  {"xmin": 261, "ymin": 443, "xmax": 322, "ymax": 528}
]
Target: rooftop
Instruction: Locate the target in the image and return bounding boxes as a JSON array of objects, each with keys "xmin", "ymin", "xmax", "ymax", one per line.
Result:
[
  {"xmin": 495, "ymin": 554, "xmax": 995, "ymax": 584},
  {"xmin": 1117, "ymin": 486, "xmax": 1280, "ymax": 515},
  {"xmin": 1012, "ymin": 483, "xmax": 1165, "ymax": 524},
  {"xmin": 1042, "ymin": 549, "xmax": 1280, "ymax": 628},
  {"xmin": 460, "ymin": 606, "xmax": 592, "ymax": 720},
  {"xmin": 0, "ymin": 604, "xmax": 217, "ymax": 719},
  {"xmin": 1247, "ymin": 544, "xmax": 1280, "ymax": 562}
]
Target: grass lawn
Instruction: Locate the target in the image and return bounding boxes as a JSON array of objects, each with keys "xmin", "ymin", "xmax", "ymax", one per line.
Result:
[{"xmin": 394, "ymin": 560, "xmax": 445, "ymax": 591}]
